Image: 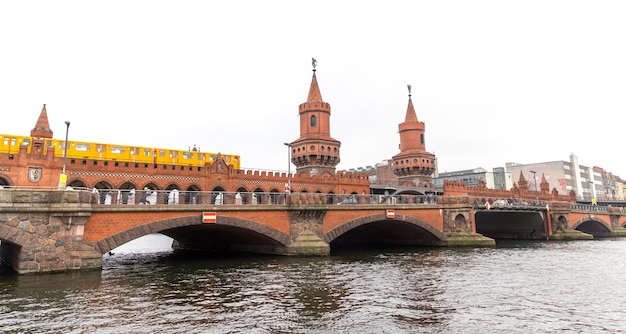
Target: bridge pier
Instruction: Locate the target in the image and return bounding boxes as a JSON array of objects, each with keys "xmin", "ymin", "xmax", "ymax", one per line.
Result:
[
  {"xmin": 286, "ymin": 230, "xmax": 330, "ymax": 256},
  {"xmin": 0, "ymin": 190, "xmax": 101, "ymax": 274},
  {"xmin": 286, "ymin": 210, "xmax": 330, "ymax": 256}
]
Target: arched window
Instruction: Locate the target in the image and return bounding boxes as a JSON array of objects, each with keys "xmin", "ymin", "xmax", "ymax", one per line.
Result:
[
  {"xmin": 420, "ymin": 134, "xmax": 424, "ymax": 144},
  {"xmin": 311, "ymin": 115, "xmax": 317, "ymax": 127}
]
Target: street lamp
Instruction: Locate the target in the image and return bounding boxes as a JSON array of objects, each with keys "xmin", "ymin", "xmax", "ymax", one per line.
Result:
[
  {"xmin": 58, "ymin": 121, "xmax": 70, "ymax": 189},
  {"xmin": 283, "ymin": 143, "xmax": 292, "ymax": 194},
  {"xmin": 63, "ymin": 121, "xmax": 70, "ymax": 174}
]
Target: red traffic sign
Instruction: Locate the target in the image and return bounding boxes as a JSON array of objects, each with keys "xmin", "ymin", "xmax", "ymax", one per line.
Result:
[
  {"xmin": 202, "ymin": 212, "xmax": 217, "ymax": 223},
  {"xmin": 386, "ymin": 209, "xmax": 395, "ymax": 219}
]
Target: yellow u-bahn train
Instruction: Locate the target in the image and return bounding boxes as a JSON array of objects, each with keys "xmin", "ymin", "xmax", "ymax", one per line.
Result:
[{"xmin": 0, "ymin": 134, "xmax": 241, "ymax": 169}]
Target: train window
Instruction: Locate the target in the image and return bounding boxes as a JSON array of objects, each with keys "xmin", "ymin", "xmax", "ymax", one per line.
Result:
[
  {"xmin": 22, "ymin": 139, "xmax": 30, "ymax": 146},
  {"xmin": 112, "ymin": 146, "xmax": 125, "ymax": 154},
  {"xmin": 96, "ymin": 145, "xmax": 105, "ymax": 153},
  {"xmin": 143, "ymin": 149, "xmax": 151, "ymax": 156},
  {"xmin": 182, "ymin": 152, "xmax": 194, "ymax": 159},
  {"xmin": 130, "ymin": 147, "xmax": 138, "ymax": 155},
  {"xmin": 198, "ymin": 153, "xmax": 205, "ymax": 160},
  {"xmin": 170, "ymin": 151, "xmax": 178, "ymax": 158},
  {"xmin": 159, "ymin": 150, "xmax": 166, "ymax": 157},
  {"xmin": 76, "ymin": 144, "xmax": 90, "ymax": 151}
]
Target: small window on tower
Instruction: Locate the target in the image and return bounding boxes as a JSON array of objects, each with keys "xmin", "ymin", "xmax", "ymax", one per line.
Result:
[{"xmin": 311, "ymin": 115, "xmax": 317, "ymax": 127}]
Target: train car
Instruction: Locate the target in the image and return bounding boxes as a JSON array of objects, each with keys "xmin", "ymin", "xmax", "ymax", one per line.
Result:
[
  {"xmin": 1, "ymin": 134, "xmax": 240, "ymax": 169},
  {"xmin": 0, "ymin": 134, "xmax": 32, "ymax": 156}
]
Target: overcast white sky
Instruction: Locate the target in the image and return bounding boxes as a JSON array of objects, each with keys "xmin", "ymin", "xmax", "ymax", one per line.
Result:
[{"xmin": 1, "ymin": 1, "xmax": 625, "ymax": 177}]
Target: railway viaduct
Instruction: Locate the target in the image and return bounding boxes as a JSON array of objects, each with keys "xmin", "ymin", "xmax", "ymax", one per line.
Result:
[{"xmin": 2, "ymin": 189, "xmax": 626, "ymax": 274}]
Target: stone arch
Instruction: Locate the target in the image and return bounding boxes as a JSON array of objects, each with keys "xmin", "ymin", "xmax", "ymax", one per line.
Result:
[
  {"xmin": 93, "ymin": 180, "xmax": 115, "ymax": 204},
  {"xmin": 268, "ymin": 188, "xmax": 282, "ymax": 204},
  {"xmin": 327, "ymin": 191, "xmax": 336, "ymax": 204},
  {"xmin": 450, "ymin": 213, "xmax": 471, "ymax": 233},
  {"xmin": 324, "ymin": 213, "xmax": 443, "ymax": 243},
  {"xmin": 94, "ymin": 215, "xmax": 291, "ymax": 254},
  {"xmin": 0, "ymin": 174, "xmax": 13, "ymax": 187},
  {"xmin": 185, "ymin": 184, "xmax": 203, "ymax": 204},
  {"xmin": 252, "ymin": 187, "xmax": 265, "ymax": 204},
  {"xmin": 164, "ymin": 183, "xmax": 181, "ymax": 191},
  {"xmin": 162, "ymin": 183, "xmax": 181, "ymax": 204},
  {"xmin": 0, "ymin": 224, "xmax": 32, "ymax": 247},
  {"xmin": 117, "ymin": 181, "xmax": 138, "ymax": 204},
  {"xmin": 67, "ymin": 178, "xmax": 88, "ymax": 189},
  {"xmin": 553, "ymin": 215, "xmax": 568, "ymax": 232},
  {"xmin": 571, "ymin": 216, "xmax": 612, "ymax": 235},
  {"xmin": 235, "ymin": 186, "xmax": 250, "ymax": 204},
  {"xmin": 211, "ymin": 186, "xmax": 226, "ymax": 204}
]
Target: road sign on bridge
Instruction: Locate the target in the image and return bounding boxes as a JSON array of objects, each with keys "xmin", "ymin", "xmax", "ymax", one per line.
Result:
[{"xmin": 202, "ymin": 211, "xmax": 217, "ymax": 223}]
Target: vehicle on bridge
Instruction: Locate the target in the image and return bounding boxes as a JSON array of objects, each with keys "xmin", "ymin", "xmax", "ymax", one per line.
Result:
[{"xmin": 0, "ymin": 134, "xmax": 241, "ymax": 169}]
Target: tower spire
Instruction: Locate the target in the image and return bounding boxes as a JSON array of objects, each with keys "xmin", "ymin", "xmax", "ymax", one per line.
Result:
[
  {"xmin": 31, "ymin": 104, "xmax": 54, "ymax": 139},
  {"xmin": 391, "ymin": 85, "xmax": 436, "ymax": 188},
  {"xmin": 288, "ymin": 59, "xmax": 341, "ymax": 176}
]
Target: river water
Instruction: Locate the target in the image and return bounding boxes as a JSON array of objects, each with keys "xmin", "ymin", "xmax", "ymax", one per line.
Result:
[{"xmin": 1, "ymin": 235, "xmax": 625, "ymax": 333}]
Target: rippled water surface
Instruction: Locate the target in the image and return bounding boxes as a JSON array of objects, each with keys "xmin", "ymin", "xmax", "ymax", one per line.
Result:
[{"xmin": 2, "ymin": 235, "xmax": 626, "ymax": 333}]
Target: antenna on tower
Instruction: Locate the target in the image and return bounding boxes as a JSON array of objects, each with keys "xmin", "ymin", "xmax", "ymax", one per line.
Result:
[
  {"xmin": 407, "ymin": 84, "xmax": 412, "ymax": 97},
  {"xmin": 312, "ymin": 58, "xmax": 317, "ymax": 72}
]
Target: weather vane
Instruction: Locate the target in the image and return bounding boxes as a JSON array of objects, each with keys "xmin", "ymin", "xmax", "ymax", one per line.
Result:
[
  {"xmin": 312, "ymin": 57, "xmax": 317, "ymax": 71},
  {"xmin": 407, "ymin": 84, "xmax": 412, "ymax": 96}
]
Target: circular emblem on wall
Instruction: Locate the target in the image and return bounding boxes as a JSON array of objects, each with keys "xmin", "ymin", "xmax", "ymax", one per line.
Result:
[{"xmin": 28, "ymin": 167, "xmax": 43, "ymax": 183}]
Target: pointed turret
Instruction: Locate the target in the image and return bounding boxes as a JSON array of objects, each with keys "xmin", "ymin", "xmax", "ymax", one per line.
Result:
[
  {"xmin": 518, "ymin": 171, "xmax": 528, "ymax": 190},
  {"xmin": 289, "ymin": 59, "xmax": 341, "ymax": 176},
  {"xmin": 391, "ymin": 85, "xmax": 436, "ymax": 188},
  {"xmin": 31, "ymin": 104, "xmax": 54, "ymax": 139},
  {"xmin": 540, "ymin": 173, "xmax": 550, "ymax": 193}
]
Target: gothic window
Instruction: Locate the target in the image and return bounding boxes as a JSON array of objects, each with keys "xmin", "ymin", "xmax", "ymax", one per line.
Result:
[
  {"xmin": 311, "ymin": 115, "xmax": 317, "ymax": 127},
  {"xmin": 420, "ymin": 134, "xmax": 424, "ymax": 144}
]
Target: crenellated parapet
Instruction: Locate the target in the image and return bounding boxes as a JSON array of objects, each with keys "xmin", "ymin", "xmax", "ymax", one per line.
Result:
[{"xmin": 443, "ymin": 179, "xmax": 576, "ymax": 203}]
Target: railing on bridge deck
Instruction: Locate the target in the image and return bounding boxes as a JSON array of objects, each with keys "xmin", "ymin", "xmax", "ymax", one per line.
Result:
[
  {"xmin": 473, "ymin": 196, "xmax": 550, "ymax": 211},
  {"xmin": 473, "ymin": 195, "xmax": 626, "ymax": 214},
  {"xmin": 0, "ymin": 186, "xmax": 437, "ymax": 207},
  {"xmin": 570, "ymin": 203, "xmax": 618, "ymax": 213},
  {"xmin": 82, "ymin": 189, "xmax": 440, "ymax": 207}
]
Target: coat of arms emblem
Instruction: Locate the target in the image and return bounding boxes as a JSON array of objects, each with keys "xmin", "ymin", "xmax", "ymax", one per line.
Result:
[{"xmin": 28, "ymin": 167, "xmax": 42, "ymax": 183}]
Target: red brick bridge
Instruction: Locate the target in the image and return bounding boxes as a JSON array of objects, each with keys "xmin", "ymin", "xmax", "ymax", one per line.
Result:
[{"xmin": 1, "ymin": 189, "xmax": 626, "ymax": 274}]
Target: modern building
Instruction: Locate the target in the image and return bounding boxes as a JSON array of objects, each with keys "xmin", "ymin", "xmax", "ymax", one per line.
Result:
[
  {"xmin": 433, "ymin": 167, "xmax": 512, "ymax": 190},
  {"xmin": 505, "ymin": 153, "xmax": 622, "ymax": 201}
]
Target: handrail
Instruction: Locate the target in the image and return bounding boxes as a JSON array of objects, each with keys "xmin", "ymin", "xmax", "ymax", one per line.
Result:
[{"xmin": 1, "ymin": 186, "xmax": 624, "ymax": 213}]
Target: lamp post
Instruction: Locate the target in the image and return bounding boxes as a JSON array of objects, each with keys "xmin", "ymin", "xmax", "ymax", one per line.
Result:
[
  {"xmin": 58, "ymin": 121, "xmax": 70, "ymax": 189},
  {"xmin": 283, "ymin": 143, "xmax": 292, "ymax": 194},
  {"xmin": 530, "ymin": 170, "xmax": 538, "ymax": 201}
]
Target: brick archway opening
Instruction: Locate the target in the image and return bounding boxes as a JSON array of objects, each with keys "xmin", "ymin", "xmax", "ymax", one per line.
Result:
[
  {"xmin": 572, "ymin": 218, "xmax": 613, "ymax": 237},
  {"xmin": 325, "ymin": 214, "xmax": 443, "ymax": 251},
  {"xmin": 95, "ymin": 216, "xmax": 291, "ymax": 256}
]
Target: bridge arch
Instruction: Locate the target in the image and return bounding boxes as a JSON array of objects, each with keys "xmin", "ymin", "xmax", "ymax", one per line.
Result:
[
  {"xmin": 67, "ymin": 178, "xmax": 88, "ymax": 189},
  {"xmin": 0, "ymin": 174, "xmax": 14, "ymax": 187},
  {"xmin": 0, "ymin": 224, "xmax": 32, "ymax": 247},
  {"xmin": 571, "ymin": 217, "xmax": 612, "ymax": 237},
  {"xmin": 95, "ymin": 215, "xmax": 291, "ymax": 254},
  {"xmin": 324, "ymin": 213, "xmax": 444, "ymax": 244}
]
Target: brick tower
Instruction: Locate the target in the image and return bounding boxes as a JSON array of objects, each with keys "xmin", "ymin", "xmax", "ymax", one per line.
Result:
[
  {"xmin": 30, "ymin": 104, "xmax": 54, "ymax": 154},
  {"xmin": 289, "ymin": 59, "xmax": 341, "ymax": 176},
  {"xmin": 391, "ymin": 86, "xmax": 436, "ymax": 187}
]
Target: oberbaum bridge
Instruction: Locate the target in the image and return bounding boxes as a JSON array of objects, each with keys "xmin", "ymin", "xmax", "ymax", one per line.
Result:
[{"xmin": 2, "ymin": 64, "xmax": 626, "ymax": 274}]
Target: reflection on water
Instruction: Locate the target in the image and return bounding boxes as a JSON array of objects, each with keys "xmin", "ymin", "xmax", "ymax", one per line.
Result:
[{"xmin": 1, "ymin": 235, "xmax": 626, "ymax": 333}]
